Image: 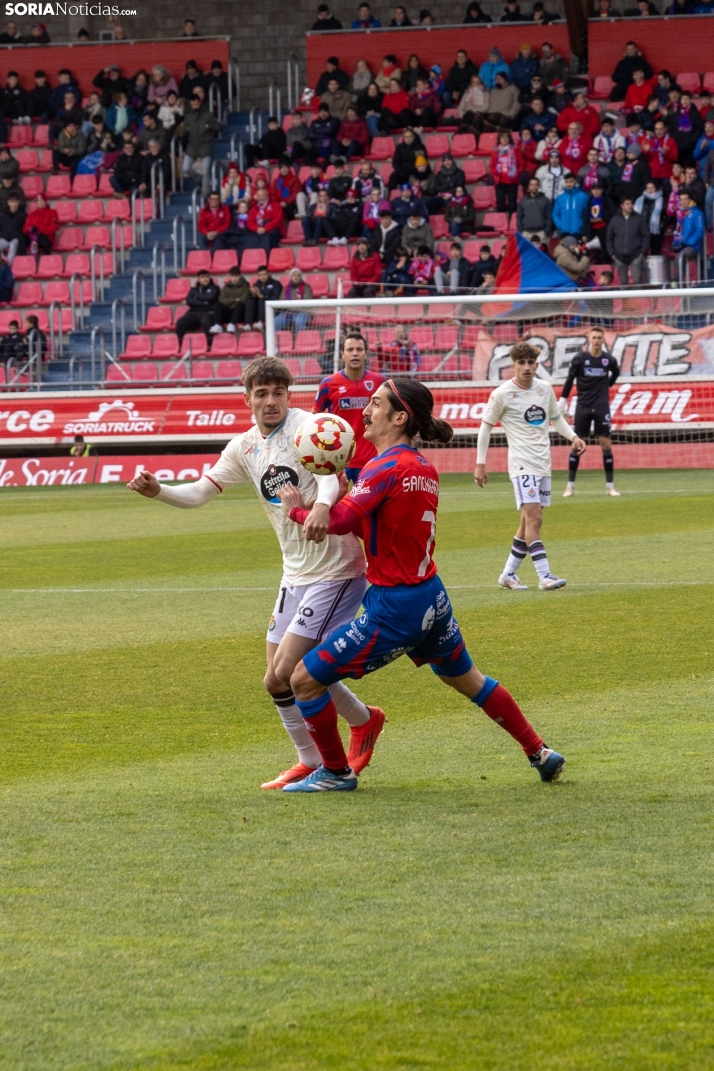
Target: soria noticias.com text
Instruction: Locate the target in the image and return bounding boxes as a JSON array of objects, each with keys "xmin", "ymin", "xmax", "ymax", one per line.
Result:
[{"xmin": 4, "ymin": 5, "xmax": 137, "ymax": 16}]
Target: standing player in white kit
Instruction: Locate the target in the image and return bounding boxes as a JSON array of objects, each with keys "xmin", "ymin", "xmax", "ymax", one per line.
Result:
[
  {"xmin": 474, "ymin": 343, "xmax": 587, "ymax": 591},
  {"xmin": 128, "ymin": 357, "xmax": 386, "ymax": 787}
]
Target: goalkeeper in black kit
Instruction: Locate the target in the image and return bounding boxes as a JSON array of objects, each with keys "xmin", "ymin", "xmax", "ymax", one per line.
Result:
[{"xmin": 560, "ymin": 326, "xmax": 621, "ymax": 498}]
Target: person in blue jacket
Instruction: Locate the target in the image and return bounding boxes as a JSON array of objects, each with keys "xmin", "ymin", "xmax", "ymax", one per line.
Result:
[
  {"xmin": 672, "ymin": 191, "xmax": 705, "ymax": 280},
  {"xmin": 351, "ymin": 2, "xmax": 381, "ymax": 27},
  {"xmin": 0, "ymin": 254, "xmax": 13, "ymax": 302},
  {"xmin": 479, "ymin": 48, "xmax": 511, "ymax": 90},
  {"xmin": 510, "ymin": 44, "xmax": 539, "ymax": 91},
  {"xmin": 552, "ymin": 173, "xmax": 590, "ymax": 237}
]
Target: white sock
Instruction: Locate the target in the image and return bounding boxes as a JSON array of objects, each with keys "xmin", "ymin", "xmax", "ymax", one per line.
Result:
[
  {"xmin": 504, "ymin": 536, "xmax": 527, "ymax": 576},
  {"xmin": 528, "ymin": 540, "xmax": 551, "ymax": 580},
  {"xmin": 271, "ymin": 690, "xmax": 320, "ymax": 767},
  {"xmin": 567, "ymin": 481, "xmax": 575, "ymax": 488},
  {"xmin": 330, "ymin": 681, "xmax": 370, "ymax": 726},
  {"xmin": 606, "ymin": 481, "xmax": 614, "ymax": 489}
]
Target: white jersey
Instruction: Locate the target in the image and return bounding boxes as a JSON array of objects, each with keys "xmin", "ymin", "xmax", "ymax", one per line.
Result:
[
  {"xmin": 206, "ymin": 408, "xmax": 365, "ymax": 586},
  {"xmin": 482, "ymin": 378, "xmax": 561, "ymax": 479}
]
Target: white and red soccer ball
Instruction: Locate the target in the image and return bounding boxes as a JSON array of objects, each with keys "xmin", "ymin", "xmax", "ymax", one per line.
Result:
[{"xmin": 294, "ymin": 413, "xmax": 356, "ymax": 475}]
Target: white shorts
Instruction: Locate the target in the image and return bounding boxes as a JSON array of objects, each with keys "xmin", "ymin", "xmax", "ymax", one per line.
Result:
[
  {"xmin": 267, "ymin": 576, "xmax": 368, "ymax": 644},
  {"xmin": 512, "ymin": 474, "xmax": 551, "ymax": 509}
]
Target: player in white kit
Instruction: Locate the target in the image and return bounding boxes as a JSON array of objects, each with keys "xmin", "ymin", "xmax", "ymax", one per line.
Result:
[
  {"xmin": 128, "ymin": 357, "xmax": 386, "ymax": 787},
  {"xmin": 474, "ymin": 342, "xmax": 586, "ymax": 591}
]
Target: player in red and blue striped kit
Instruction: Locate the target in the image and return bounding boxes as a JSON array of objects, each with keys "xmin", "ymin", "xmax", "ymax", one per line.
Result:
[
  {"xmin": 312, "ymin": 332, "xmax": 385, "ymax": 483},
  {"xmin": 279, "ymin": 377, "xmax": 566, "ymax": 792}
]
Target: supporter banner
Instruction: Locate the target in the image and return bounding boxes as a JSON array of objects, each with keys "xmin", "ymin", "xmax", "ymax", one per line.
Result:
[
  {"xmin": 0, "ymin": 454, "xmax": 220, "ymax": 488},
  {"xmin": 1, "ymin": 379, "xmax": 713, "ymax": 448},
  {"xmin": 472, "ymin": 324, "xmax": 714, "ymax": 382},
  {"xmin": 588, "ymin": 16, "xmax": 711, "ymax": 80}
]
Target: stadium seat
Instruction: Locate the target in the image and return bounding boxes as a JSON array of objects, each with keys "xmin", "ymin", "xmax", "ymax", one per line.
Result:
[
  {"xmin": 302, "ymin": 358, "xmax": 322, "ymax": 377},
  {"xmin": 209, "ymin": 333, "xmax": 238, "ymax": 356},
  {"xmin": 493, "ymin": 323, "xmax": 518, "ymax": 342},
  {"xmin": 55, "ymin": 228, "xmax": 83, "ymax": 252},
  {"xmin": 70, "ymin": 174, "xmax": 98, "ymax": 198},
  {"xmin": 215, "ymin": 359, "xmax": 242, "ymax": 381},
  {"xmin": 0, "ymin": 310, "xmax": 18, "ymax": 332},
  {"xmin": 430, "ymin": 215, "xmax": 449, "ymax": 239},
  {"xmin": 180, "ymin": 250, "xmax": 212, "ymax": 276},
  {"xmin": 11, "ymin": 281, "xmax": 43, "ymax": 307},
  {"xmin": 425, "ymin": 134, "xmax": 450, "ymax": 158},
  {"xmin": 45, "ymin": 174, "xmax": 71, "ymax": 199},
  {"xmin": 161, "ymin": 361, "xmax": 186, "ymax": 382},
  {"xmin": 8, "ymin": 124, "xmax": 32, "ymax": 148},
  {"xmin": 463, "ymin": 240, "xmax": 482, "ymax": 262},
  {"xmin": 282, "ymin": 358, "xmax": 301, "ymax": 376},
  {"xmin": 410, "ymin": 326, "xmax": 435, "ymax": 349},
  {"xmin": 141, "ymin": 306, "xmax": 173, "ymax": 332},
  {"xmin": 72, "ymin": 279, "xmax": 93, "ymax": 304},
  {"xmin": 240, "ymin": 248, "xmax": 268, "ymax": 272},
  {"xmin": 462, "ymin": 158, "xmax": 487, "ymax": 183},
  {"xmin": 16, "ymin": 150, "xmax": 38, "ymax": 173},
  {"xmin": 294, "ymin": 330, "xmax": 324, "ymax": 355},
  {"xmin": 40, "ymin": 281, "xmax": 70, "ymax": 306},
  {"xmin": 36, "ymin": 255, "xmax": 63, "ymax": 278},
  {"xmin": 477, "ymin": 132, "xmax": 498, "ymax": 152},
  {"xmin": 592, "ymin": 75, "xmax": 614, "ymax": 99},
  {"xmin": 104, "ymin": 199, "xmax": 131, "ymax": 222},
  {"xmin": 30, "ymin": 124, "xmax": 50, "ymax": 147},
  {"xmin": 172, "ymin": 305, "xmax": 188, "ymax": 322},
  {"xmin": 181, "ymin": 332, "xmax": 207, "ymax": 357},
  {"xmin": 38, "ymin": 149, "xmax": 53, "ymax": 171},
  {"xmin": 20, "ymin": 175, "xmax": 43, "ymax": 199},
  {"xmin": 367, "ymin": 136, "xmax": 394, "ymax": 161},
  {"xmin": 120, "ymin": 335, "xmax": 152, "ymax": 359},
  {"xmin": 276, "ymin": 330, "xmax": 294, "ymax": 354},
  {"xmin": 158, "ymin": 277, "xmax": 191, "ymax": 304},
  {"xmin": 677, "ymin": 72, "xmax": 701, "ymax": 93},
  {"xmin": 381, "ymin": 163, "xmax": 394, "ymax": 186},
  {"xmin": 329, "ymin": 271, "xmax": 351, "ymax": 297},
  {"xmin": 77, "ymin": 199, "xmax": 104, "ymax": 224},
  {"xmin": 323, "ymin": 245, "xmax": 349, "ymax": 270},
  {"xmin": 42, "ymin": 307, "xmax": 72, "ymax": 332},
  {"xmin": 309, "ymin": 273, "xmax": 330, "ymax": 298},
  {"xmin": 282, "ymin": 220, "xmax": 304, "ymax": 243},
  {"xmin": 434, "ymin": 326, "xmax": 459, "ymax": 350},
  {"xmin": 295, "ymin": 246, "xmax": 322, "ymax": 272},
  {"xmin": 132, "ymin": 362, "xmax": 159, "ymax": 383},
  {"xmin": 481, "ymin": 212, "xmax": 508, "ymax": 233},
  {"xmin": 211, "ymin": 249, "xmax": 239, "ymax": 273},
  {"xmin": 97, "ymin": 173, "xmax": 115, "ymax": 196},
  {"xmin": 268, "ymin": 247, "xmax": 294, "ymax": 272},
  {"xmin": 106, "ymin": 363, "xmax": 132, "ymax": 383},
  {"xmin": 190, "ymin": 360, "xmax": 215, "ymax": 384},
  {"xmin": 54, "ymin": 200, "xmax": 78, "ymax": 224},
  {"xmin": 152, "ymin": 334, "xmax": 180, "ymax": 358},
  {"xmin": 703, "ymin": 72, "xmax": 714, "ymax": 93},
  {"xmin": 473, "ymin": 185, "xmax": 496, "ymax": 209},
  {"xmin": 10, "ymin": 256, "xmax": 37, "ymax": 279},
  {"xmin": 450, "ymin": 133, "xmax": 477, "ymax": 157},
  {"xmin": 81, "ymin": 226, "xmax": 112, "ymax": 250},
  {"xmin": 237, "ymin": 332, "xmax": 265, "ymax": 356},
  {"xmin": 60, "ymin": 253, "xmax": 89, "ymax": 277}
]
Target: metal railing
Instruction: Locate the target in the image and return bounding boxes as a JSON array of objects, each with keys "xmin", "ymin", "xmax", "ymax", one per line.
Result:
[
  {"xmin": 286, "ymin": 55, "xmax": 300, "ymax": 113},
  {"xmin": 228, "ymin": 133, "xmax": 245, "ymax": 169},
  {"xmin": 210, "ymin": 160, "xmax": 224, "ymax": 192},
  {"xmin": 132, "ymin": 270, "xmax": 147, "ymax": 331},
  {"xmin": 89, "ymin": 244, "xmax": 105, "ymax": 303},
  {"xmin": 170, "ymin": 133, "xmax": 184, "ymax": 193},
  {"xmin": 268, "ymin": 83, "xmax": 281, "ymax": 119},
  {"xmin": 152, "ymin": 242, "xmax": 167, "ymax": 300},
  {"xmin": 150, "ymin": 159, "xmax": 166, "ymax": 220},
  {"xmin": 247, "ymin": 108, "xmax": 262, "ymax": 145},
  {"xmin": 172, "ymin": 215, "xmax": 187, "ymax": 274},
  {"xmin": 111, "ymin": 297, "xmax": 126, "ymax": 362},
  {"xmin": 5, "ymin": 328, "xmax": 43, "ymax": 390},
  {"xmin": 190, "ymin": 187, "xmax": 202, "ymax": 247},
  {"xmin": 228, "ymin": 58, "xmax": 240, "ymax": 113},
  {"xmin": 131, "ymin": 189, "xmax": 150, "ymax": 249},
  {"xmin": 69, "ymin": 326, "xmax": 108, "ymax": 387},
  {"xmin": 208, "ymin": 81, "xmax": 223, "ymax": 124},
  {"xmin": 111, "ymin": 217, "xmax": 126, "ymax": 274},
  {"xmin": 69, "ymin": 271, "xmax": 85, "ymax": 329}
]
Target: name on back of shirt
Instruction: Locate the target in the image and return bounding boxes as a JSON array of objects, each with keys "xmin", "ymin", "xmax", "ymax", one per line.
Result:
[{"xmin": 402, "ymin": 475, "xmax": 439, "ymax": 495}]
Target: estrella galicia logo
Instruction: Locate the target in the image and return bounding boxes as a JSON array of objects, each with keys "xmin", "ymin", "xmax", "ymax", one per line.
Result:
[
  {"xmin": 524, "ymin": 405, "xmax": 547, "ymax": 426},
  {"xmin": 260, "ymin": 464, "xmax": 299, "ymax": 503}
]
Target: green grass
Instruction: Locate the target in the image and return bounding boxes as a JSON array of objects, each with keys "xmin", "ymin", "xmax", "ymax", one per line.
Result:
[{"xmin": 1, "ymin": 469, "xmax": 714, "ymax": 1071}]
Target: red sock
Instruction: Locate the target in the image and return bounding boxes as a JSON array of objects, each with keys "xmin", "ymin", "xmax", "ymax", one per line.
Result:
[
  {"xmin": 304, "ymin": 698, "xmax": 349, "ymax": 771},
  {"xmin": 481, "ymin": 684, "xmax": 544, "ymax": 756}
]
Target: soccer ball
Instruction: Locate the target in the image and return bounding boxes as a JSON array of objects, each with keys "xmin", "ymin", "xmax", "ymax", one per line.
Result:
[{"xmin": 294, "ymin": 413, "xmax": 356, "ymax": 475}]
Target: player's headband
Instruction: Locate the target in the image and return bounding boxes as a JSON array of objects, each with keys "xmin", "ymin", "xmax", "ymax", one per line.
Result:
[{"xmin": 387, "ymin": 379, "xmax": 415, "ymax": 420}]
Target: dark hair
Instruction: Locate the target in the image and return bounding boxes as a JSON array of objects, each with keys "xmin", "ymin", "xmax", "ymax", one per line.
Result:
[
  {"xmin": 384, "ymin": 379, "xmax": 453, "ymax": 444},
  {"xmin": 26, "ymin": 314, "xmax": 39, "ymax": 328},
  {"xmin": 417, "ymin": 244, "xmax": 431, "ymax": 255},
  {"xmin": 341, "ymin": 331, "xmax": 367, "ymax": 353},
  {"xmin": 384, "ymin": 53, "xmax": 398, "ymax": 64},
  {"xmin": 510, "ymin": 342, "xmax": 539, "ymax": 362},
  {"xmin": 34, "ymin": 69, "xmax": 46, "ymax": 77},
  {"xmin": 243, "ymin": 356, "xmax": 294, "ymax": 394}
]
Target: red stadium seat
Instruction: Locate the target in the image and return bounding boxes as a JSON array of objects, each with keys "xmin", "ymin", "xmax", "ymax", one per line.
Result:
[
  {"xmin": 7, "ymin": 124, "xmax": 32, "ymax": 147},
  {"xmin": 323, "ymin": 245, "xmax": 349, "ymax": 269},
  {"xmin": 132, "ymin": 362, "xmax": 159, "ymax": 383},
  {"xmin": 410, "ymin": 326, "xmax": 435, "ymax": 349},
  {"xmin": 20, "ymin": 175, "xmax": 44, "ymax": 199},
  {"xmin": 282, "ymin": 220, "xmax": 304, "ymax": 243},
  {"xmin": 462, "ymin": 158, "xmax": 487, "ymax": 183},
  {"xmin": 430, "ymin": 215, "xmax": 449, "ymax": 239},
  {"xmin": 294, "ymin": 330, "xmax": 324, "ymax": 355},
  {"xmin": 55, "ymin": 227, "xmax": 84, "ymax": 252},
  {"xmin": 473, "ymin": 185, "xmax": 496, "ymax": 209},
  {"xmin": 120, "ymin": 335, "xmax": 152, "ymax": 359},
  {"xmin": 77, "ymin": 199, "xmax": 104, "ymax": 224},
  {"xmin": 366, "ymin": 136, "xmax": 394, "ymax": 161},
  {"xmin": 16, "ymin": 150, "xmax": 38, "ymax": 173},
  {"xmin": 181, "ymin": 332, "xmax": 207, "ymax": 357},
  {"xmin": 236, "ymin": 332, "xmax": 265, "ymax": 356},
  {"xmin": 450, "ymin": 133, "xmax": 477, "ymax": 157},
  {"xmin": 36, "ymin": 255, "xmax": 64, "ymax": 278},
  {"xmin": 104, "ymin": 199, "xmax": 131, "ymax": 222},
  {"xmin": 30, "ymin": 124, "xmax": 50, "ymax": 147},
  {"xmin": 54, "ymin": 200, "xmax": 78, "ymax": 224},
  {"xmin": 180, "ymin": 249, "xmax": 211, "ymax": 276},
  {"xmin": 106, "ymin": 363, "xmax": 132, "ymax": 383},
  {"xmin": 309, "ymin": 273, "xmax": 330, "ymax": 298},
  {"xmin": 592, "ymin": 75, "xmax": 614, "ymax": 99},
  {"xmin": 152, "ymin": 334, "xmax": 180, "ymax": 358},
  {"xmin": 81, "ymin": 226, "xmax": 112, "ymax": 250},
  {"xmin": 60, "ymin": 253, "xmax": 88, "ymax": 277},
  {"xmin": 276, "ymin": 330, "xmax": 294, "ymax": 354},
  {"xmin": 0, "ymin": 310, "xmax": 18, "ymax": 332},
  {"xmin": 425, "ymin": 134, "xmax": 450, "ymax": 158},
  {"xmin": 215, "ymin": 359, "xmax": 242, "ymax": 381},
  {"xmin": 40, "ymin": 281, "xmax": 70, "ymax": 306},
  {"xmin": 268, "ymin": 246, "xmax": 295, "ymax": 272},
  {"xmin": 212, "ymin": 249, "xmax": 239, "ymax": 272},
  {"xmin": 190, "ymin": 360, "xmax": 215, "ymax": 384},
  {"xmin": 38, "ymin": 149, "xmax": 53, "ymax": 171},
  {"xmin": 703, "ymin": 72, "xmax": 714, "ymax": 93},
  {"xmin": 11, "ymin": 281, "xmax": 43, "ymax": 307},
  {"xmin": 240, "ymin": 248, "xmax": 268, "ymax": 272},
  {"xmin": 161, "ymin": 361, "xmax": 186, "ymax": 382},
  {"xmin": 172, "ymin": 305, "xmax": 188, "ymax": 322},
  {"xmin": 302, "ymin": 358, "xmax": 322, "ymax": 377},
  {"xmin": 329, "ymin": 271, "xmax": 351, "ymax": 297},
  {"xmin": 70, "ymin": 174, "xmax": 98, "ymax": 198},
  {"xmin": 434, "ymin": 325, "xmax": 459, "ymax": 350},
  {"xmin": 45, "ymin": 174, "xmax": 71, "ymax": 199},
  {"xmin": 481, "ymin": 211, "xmax": 508, "ymax": 233},
  {"xmin": 97, "ymin": 173, "xmax": 115, "ymax": 196},
  {"xmin": 677, "ymin": 72, "xmax": 701, "ymax": 94},
  {"xmin": 296, "ymin": 246, "xmax": 322, "ymax": 272},
  {"xmin": 209, "ymin": 333, "xmax": 238, "ymax": 356},
  {"xmin": 10, "ymin": 256, "xmax": 37, "ymax": 279},
  {"xmin": 477, "ymin": 132, "xmax": 498, "ymax": 152},
  {"xmin": 159, "ymin": 277, "xmax": 191, "ymax": 304},
  {"xmin": 141, "ymin": 306, "xmax": 173, "ymax": 332}
]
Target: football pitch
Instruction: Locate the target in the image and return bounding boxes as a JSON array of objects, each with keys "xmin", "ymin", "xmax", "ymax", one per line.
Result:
[{"xmin": 2, "ymin": 468, "xmax": 714, "ymax": 1071}]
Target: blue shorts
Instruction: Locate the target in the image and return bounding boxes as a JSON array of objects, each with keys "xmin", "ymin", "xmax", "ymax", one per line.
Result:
[{"xmin": 302, "ymin": 573, "xmax": 473, "ymax": 686}]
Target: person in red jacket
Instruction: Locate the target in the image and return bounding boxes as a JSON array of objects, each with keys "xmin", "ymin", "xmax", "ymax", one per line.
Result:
[
  {"xmin": 269, "ymin": 159, "xmax": 302, "ymax": 221},
  {"xmin": 348, "ymin": 236, "xmax": 382, "ymax": 296},
  {"xmin": 556, "ymin": 91, "xmax": 601, "ymax": 137},
  {"xmin": 489, "ymin": 130, "xmax": 523, "ymax": 215},
  {"xmin": 559, "ymin": 121, "xmax": 593, "ymax": 175},
  {"xmin": 197, "ymin": 190, "xmax": 231, "ymax": 249},
  {"xmin": 407, "ymin": 77, "xmax": 443, "ymax": 127},
  {"xmin": 247, "ymin": 187, "xmax": 284, "ymax": 250},
  {"xmin": 23, "ymin": 193, "xmax": 59, "ymax": 255},
  {"xmin": 624, "ymin": 68, "xmax": 656, "ymax": 114},
  {"xmin": 336, "ymin": 106, "xmax": 370, "ymax": 160},
  {"xmin": 641, "ymin": 118, "xmax": 678, "ymax": 180},
  {"xmin": 380, "ymin": 78, "xmax": 411, "ymax": 133}
]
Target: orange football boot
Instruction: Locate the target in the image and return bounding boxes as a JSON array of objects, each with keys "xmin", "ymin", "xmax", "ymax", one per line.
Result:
[
  {"xmin": 261, "ymin": 762, "xmax": 317, "ymax": 789},
  {"xmin": 347, "ymin": 706, "xmax": 387, "ymax": 775}
]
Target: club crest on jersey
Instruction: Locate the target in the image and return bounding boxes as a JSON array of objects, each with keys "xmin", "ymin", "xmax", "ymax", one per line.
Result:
[
  {"xmin": 364, "ymin": 379, "xmax": 374, "ymax": 391},
  {"xmin": 260, "ymin": 463, "xmax": 299, "ymax": 503},
  {"xmin": 524, "ymin": 405, "xmax": 547, "ymax": 426},
  {"xmin": 268, "ymin": 615, "xmax": 276, "ymax": 631}
]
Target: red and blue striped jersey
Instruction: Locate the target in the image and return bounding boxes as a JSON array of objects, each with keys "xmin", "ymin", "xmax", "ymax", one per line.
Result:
[{"xmin": 313, "ymin": 368, "xmax": 385, "ymax": 469}]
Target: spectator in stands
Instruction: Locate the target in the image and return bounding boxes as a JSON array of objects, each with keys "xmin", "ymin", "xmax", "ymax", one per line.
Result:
[
  {"xmin": 380, "ymin": 78, "xmax": 411, "ymax": 132},
  {"xmin": 607, "ymin": 195, "xmax": 649, "ymax": 282},
  {"xmin": 109, "ymin": 140, "xmax": 141, "ymax": 196},
  {"xmin": 510, "ymin": 44, "xmax": 539, "ymax": 92},
  {"xmin": 653, "ymin": 70, "xmax": 679, "ymax": 108},
  {"xmin": 420, "ymin": 9, "xmax": 435, "ymax": 23},
  {"xmin": 326, "ymin": 186, "xmax": 362, "ymax": 242},
  {"xmin": 206, "ymin": 61, "xmax": 228, "ymax": 111},
  {"xmin": 694, "ymin": 120, "xmax": 714, "ymax": 174},
  {"xmin": 0, "ymin": 175, "xmax": 25, "ymax": 214},
  {"xmin": 610, "ymin": 42, "xmax": 652, "ymax": 100},
  {"xmin": 521, "ymin": 73, "xmax": 549, "ymax": 107},
  {"xmin": 539, "ymin": 42, "xmax": 570, "ymax": 88},
  {"xmin": 441, "ymin": 240, "xmax": 471, "ymax": 292},
  {"xmin": 2, "ymin": 72, "xmax": 30, "ymax": 125},
  {"xmin": 137, "ymin": 111, "xmax": 166, "ymax": 152},
  {"xmin": 221, "ymin": 164, "xmax": 250, "ymax": 206},
  {"xmin": 548, "ymin": 78, "xmax": 571, "ymax": 119},
  {"xmin": 82, "ymin": 91, "xmax": 105, "ymax": 136},
  {"xmin": 247, "ymin": 188, "xmax": 283, "ymax": 251},
  {"xmin": 407, "ymin": 77, "xmax": 443, "ymax": 127},
  {"xmin": 485, "ymin": 71, "xmax": 520, "ymax": 129},
  {"xmin": 470, "ymin": 244, "xmax": 500, "ymax": 286},
  {"xmin": 356, "ymin": 82, "xmax": 384, "ymax": 138},
  {"xmin": 24, "ymin": 21, "xmax": 49, "ymax": 43},
  {"xmin": 681, "ymin": 163, "xmax": 706, "ymax": 208},
  {"xmin": 48, "ymin": 70, "xmax": 81, "ymax": 120},
  {"xmin": 608, "ymin": 144, "xmax": 629, "ymax": 200},
  {"xmin": 402, "ymin": 210, "xmax": 435, "ymax": 253},
  {"xmin": 270, "ymin": 160, "xmax": 302, "ymax": 222},
  {"xmin": 445, "ymin": 185, "xmax": 476, "ymax": 236},
  {"xmin": 594, "ymin": 117, "xmax": 625, "ymax": 162},
  {"xmin": 52, "ymin": 120, "xmax": 86, "ymax": 180},
  {"xmin": 433, "ymin": 153, "xmax": 466, "ymax": 206},
  {"xmin": 0, "ymin": 20, "xmax": 21, "ymax": 43},
  {"xmin": 296, "ymin": 164, "xmax": 328, "ymax": 217},
  {"xmin": 389, "ymin": 128, "xmax": 424, "ymax": 190},
  {"xmin": 23, "ymin": 194, "xmax": 59, "ymax": 256},
  {"xmin": 362, "ymin": 185, "xmax": 391, "ymax": 236},
  {"xmin": 532, "ymin": 1, "xmax": 559, "ymax": 22},
  {"xmin": 698, "ymin": 91, "xmax": 714, "ymax": 123},
  {"xmin": 520, "ymin": 97, "xmax": 555, "ymax": 140},
  {"xmin": 274, "ymin": 270, "xmax": 313, "ymax": 336},
  {"xmin": 409, "ymin": 154, "xmax": 438, "ymax": 207},
  {"xmin": 379, "ymin": 323, "xmax": 421, "ymax": 372},
  {"xmin": 93, "ymin": 65, "xmax": 128, "ymax": 108},
  {"xmin": 244, "ymin": 115, "xmax": 287, "ymax": 170},
  {"xmin": 403, "ymin": 54, "xmax": 429, "ymax": 91},
  {"xmin": 500, "ymin": 0, "xmax": 524, "ymax": 18},
  {"xmin": 158, "ymin": 91, "xmax": 183, "ymax": 133},
  {"xmin": 197, "ymin": 190, "xmax": 231, "ymax": 249},
  {"xmin": 578, "ymin": 146, "xmax": 612, "ymax": 192},
  {"xmin": 392, "ymin": 184, "xmax": 428, "ymax": 225},
  {"xmin": 382, "ymin": 247, "xmax": 412, "ymax": 293},
  {"xmin": 552, "ymin": 172, "xmax": 589, "ymax": 236},
  {"xmin": 313, "ymin": 3, "xmax": 343, "ymax": 29},
  {"xmin": 585, "ymin": 179, "xmax": 617, "ymax": 253},
  {"xmin": 702, "ymin": 145, "xmax": 714, "ymax": 229},
  {"xmin": 284, "ymin": 112, "xmax": 309, "ymax": 164},
  {"xmin": 106, "ymin": 91, "xmax": 139, "ymax": 139},
  {"xmin": 0, "ymin": 148, "xmax": 18, "ymax": 184},
  {"xmin": 306, "ymin": 104, "xmax": 340, "ymax": 163},
  {"xmin": 348, "ymin": 58, "xmax": 373, "ymax": 97},
  {"xmin": 48, "ymin": 90, "xmax": 84, "ymax": 148},
  {"xmin": 326, "ymin": 158, "xmax": 352, "ymax": 201},
  {"xmin": 179, "ymin": 61, "xmax": 205, "ymax": 102},
  {"xmin": 446, "ymin": 49, "xmax": 478, "ymax": 106},
  {"xmin": 391, "ymin": 5, "xmax": 412, "ymax": 24},
  {"xmin": 148, "ymin": 66, "xmax": 179, "ymax": 106},
  {"xmin": 316, "ymin": 57, "xmax": 350, "ymax": 96},
  {"xmin": 536, "ymin": 148, "xmax": 570, "ymax": 200},
  {"xmin": 369, "ymin": 206, "xmax": 402, "ymax": 260},
  {"xmin": 618, "ymin": 141, "xmax": 651, "ymax": 201},
  {"xmin": 183, "ymin": 94, "xmax": 222, "ymax": 197},
  {"xmin": 138, "ymin": 138, "xmax": 171, "ymax": 198},
  {"xmin": 478, "ymin": 48, "xmax": 510, "ymax": 92},
  {"xmin": 634, "ymin": 179, "xmax": 664, "ymax": 252},
  {"xmin": 596, "ymin": 0, "xmax": 622, "ymax": 11},
  {"xmin": 337, "ymin": 105, "xmax": 370, "ymax": 159},
  {"xmin": 321, "ymin": 76, "xmax": 353, "ymax": 122},
  {"xmin": 218, "ymin": 266, "xmax": 250, "ymax": 332},
  {"xmin": 28, "ymin": 70, "xmax": 51, "ymax": 121},
  {"xmin": 181, "ymin": 18, "xmax": 197, "ymax": 35},
  {"xmin": 352, "ymin": 3, "xmax": 382, "ymax": 28},
  {"xmin": 516, "ymin": 176, "xmax": 552, "ymax": 240},
  {"xmin": 560, "ymin": 121, "xmax": 593, "ymax": 173},
  {"xmin": 624, "ymin": 67, "xmax": 656, "ymax": 113},
  {"xmin": 642, "ymin": 118, "xmax": 678, "ymax": 179},
  {"xmin": 0, "ymin": 318, "xmax": 24, "ymax": 366},
  {"xmin": 408, "ymin": 245, "xmax": 440, "ymax": 293},
  {"xmin": 348, "ymin": 236, "xmax": 382, "ymax": 296},
  {"xmin": 0, "ymin": 193, "xmax": 26, "ymax": 262},
  {"xmin": 213, "ymin": 199, "xmax": 251, "ymax": 252},
  {"xmin": 457, "ymin": 74, "xmax": 490, "ymax": 134},
  {"xmin": 24, "ymin": 314, "xmax": 46, "ymax": 361},
  {"xmin": 671, "ymin": 190, "xmax": 704, "ymax": 277},
  {"xmin": 128, "ymin": 70, "xmax": 150, "ymax": 114},
  {"xmin": 464, "ymin": 0, "xmax": 492, "ymax": 20},
  {"xmin": 375, "ymin": 55, "xmax": 402, "ymax": 94},
  {"xmin": 176, "ymin": 269, "xmax": 222, "ymax": 345},
  {"xmin": 518, "ymin": 127, "xmax": 539, "ymax": 184},
  {"xmin": 639, "ymin": 94, "xmax": 661, "ymax": 131},
  {"xmin": 668, "ymin": 92, "xmax": 704, "ymax": 165},
  {"xmin": 302, "ymin": 188, "xmax": 330, "ymax": 244},
  {"xmin": 626, "ymin": 0, "xmax": 658, "ymax": 13},
  {"xmin": 553, "ymin": 235, "xmax": 591, "ymax": 281},
  {"xmin": 556, "ymin": 91, "xmax": 601, "ymax": 136},
  {"xmin": 354, "ymin": 160, "xmax": 384, "ymax": 200}
]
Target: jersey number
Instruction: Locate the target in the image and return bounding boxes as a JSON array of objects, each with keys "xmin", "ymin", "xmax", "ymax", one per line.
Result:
[{"xmin": 418, "ymin": 510, "xmax": 436, "ymax": 578}]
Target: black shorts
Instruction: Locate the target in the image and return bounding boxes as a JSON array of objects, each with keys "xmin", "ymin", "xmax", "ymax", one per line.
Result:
[{"xmin": 574, "ymin": 406, "xmax": 612, "ymax": 439}]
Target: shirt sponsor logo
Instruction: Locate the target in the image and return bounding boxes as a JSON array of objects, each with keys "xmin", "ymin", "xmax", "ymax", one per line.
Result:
[
  {"xmin": 260, "ymin": 463, "xmax": 299, "ymax": 503},
  {"xmin": 346, "ymin": 623, "xmax": 366, "ymax": 644},
  {"xmin": 524, "ymin": 405, "xmax": 547, "ymax": 426},
  {"xmin": 339, "ymin": 397, "xmax": 369, "ymax": 409},
  {"xmin": 435, "ymin": 589, "xmax": 450, "ymax": 619}
]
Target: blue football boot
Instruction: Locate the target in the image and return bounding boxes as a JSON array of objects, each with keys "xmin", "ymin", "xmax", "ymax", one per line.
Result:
[{"xmin": 282, "ymin": 765, "xmax": 358, "ymax": 793}]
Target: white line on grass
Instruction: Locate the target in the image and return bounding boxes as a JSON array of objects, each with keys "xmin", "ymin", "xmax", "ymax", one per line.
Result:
[{"xmin": 2, "ymin": 581, "xmax": 712, "ymax": 595}]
